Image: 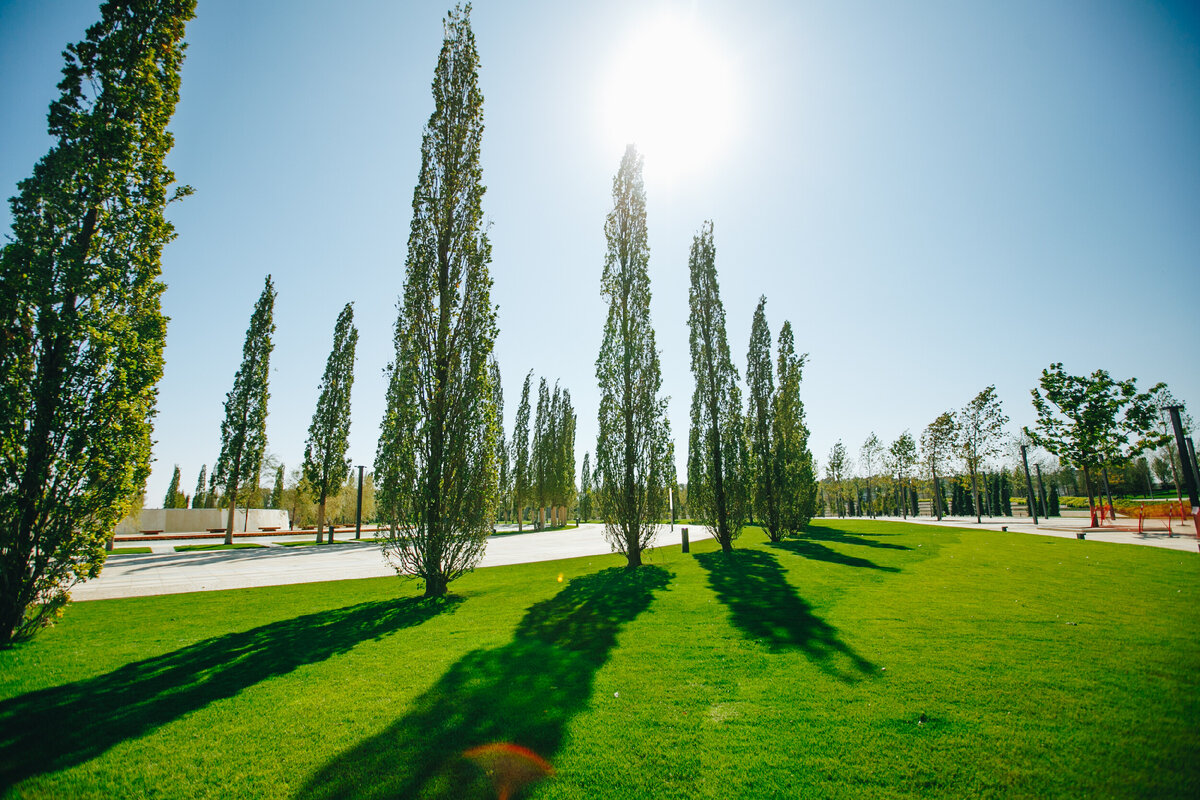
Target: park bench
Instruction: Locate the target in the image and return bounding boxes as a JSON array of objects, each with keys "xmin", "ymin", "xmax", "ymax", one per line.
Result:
[
  {"xmin": 258, "ymin": 526, "xmax": 280, "ymax": 532},
  {"xmin": 207, "ymin": 528, "xmax": 227, "ymax": 533},
  {"xmin": 139, "ymin": 530, "xmax": 163, "ymax": 535}
]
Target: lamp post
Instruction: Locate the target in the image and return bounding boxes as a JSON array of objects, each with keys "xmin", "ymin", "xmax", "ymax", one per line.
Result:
[{"xmin": 355, "ymin": 465, "xmax": 364, "ymax": 540}]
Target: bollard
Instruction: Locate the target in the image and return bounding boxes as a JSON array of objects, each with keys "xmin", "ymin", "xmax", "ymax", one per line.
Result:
[
  {"xmin": 681, "ymin": 526, "xmax": 689, "ymax": 553},
  {"xmin": 328, "ymin": 523, "xmax": 335, "ymax": 544}
]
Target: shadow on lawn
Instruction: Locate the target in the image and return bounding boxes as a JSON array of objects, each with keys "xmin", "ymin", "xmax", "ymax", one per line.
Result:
[
  {"xmin": 0, "ymin": 595, "xmax": 457, "ymax": 788},
  {"xmin": 295, "ymin": 565, "xmax": 671, "ymax": 800},
  {"xmin": 769, "ymin": 538, "xmax": 900, "ymax": 572},
  {"xmin": 803, "ymin": 526, "xmax": 912, "ymax": 551},
  {"xmin": 696, "ymin": 549, "xmax": 874, "ymax": 681}
]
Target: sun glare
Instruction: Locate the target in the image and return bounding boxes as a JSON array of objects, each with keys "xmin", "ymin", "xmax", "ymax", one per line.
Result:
[{"xmin": 600, "ymin": 12, "xmax": 737, "ymax": 183}]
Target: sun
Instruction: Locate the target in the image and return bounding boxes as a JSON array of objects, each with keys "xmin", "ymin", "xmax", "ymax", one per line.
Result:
[{"xmin": 599, "ymin": 12, "xmax": 738, "ymax": 183}]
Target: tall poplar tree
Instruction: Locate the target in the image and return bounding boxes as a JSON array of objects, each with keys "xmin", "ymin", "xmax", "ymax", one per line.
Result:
[
  {"xmin": 163, "ymin": 466, "xmax": 183, "ymax": 509},
  {"xmin": 685, "ymin": 221, "xmax": 747, "ymax": 551},
  {"xmin": 491, "ymin": 359, "xmax": 508, "ymax": 523},
  {"xmin": 213, "ymin": 276, "xmax": 276, "ymax": 544},
  {"xmin": 302, "ymin": 303, "xmax": 358, "ymax": 543},
  {"xmin": 825, "ymin": 441, "xmax": 849, "ymax": 517},
  {"xmin": 511, "ymin": 370, "xmax": 533, "ymax": 531},
  {"xmin": 192, "ymin": 465, "xmax": 208, "ymax": 509},
  {"xmin": 580, "ymin": 452, "xmax": 593, "ymax": 521},
  {"xmin": 554, "ymin": 386, "xmax": 577, "ymax": 525},
  {"xmin": 774, "ymin": 321, "xmax": 817, "ymax": 534},
  {"xmin": 0, "ymin": 0, "xmax": 195, "ymax": 643},
  {"xmin": 595, "ymin": 145, "xmax": 671, "ymax": 567},
  {"xmin": 532, "ymin": 378, "xmax": 551, "ymax": 527},
  {"xmin": 374, "ymin": 6, "xmax": 498, "ymax": 597},
  {"xmin": 745, "ymin": 297, "xmax": 780, "ymax": 537},
  {"xmin": 269, "ymin": 464, "xmax": 285, "ymax": 510}
]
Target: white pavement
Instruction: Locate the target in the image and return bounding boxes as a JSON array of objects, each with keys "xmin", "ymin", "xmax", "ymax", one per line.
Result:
[{"xmin": 74, "ymin": 523, "xmax": 713, "ymax": 601}]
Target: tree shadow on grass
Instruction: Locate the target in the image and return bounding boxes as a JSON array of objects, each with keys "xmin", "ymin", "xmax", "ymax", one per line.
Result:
[
  {"xmin": 769, "ymin": 539, "xmax": 900, "ymax": 572},
  {"xmin": 695, "ymin": 550, "xmax": 874, "ymax": 681},
  {"xmin": 803, "ymin": 526, "xmax": 912, "ymax": 551},
  {"xmin": 0, "ymin": 595, "xmax": 458, "ymax": 789},
  {"xmin": 295, "ymin": 565, "xmax": 672, "ymax": 800}
]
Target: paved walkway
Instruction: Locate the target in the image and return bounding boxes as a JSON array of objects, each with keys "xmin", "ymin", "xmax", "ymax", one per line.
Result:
[{"xmin": 75, "ymin": 523, "xmax": 711, "ymax": 601}]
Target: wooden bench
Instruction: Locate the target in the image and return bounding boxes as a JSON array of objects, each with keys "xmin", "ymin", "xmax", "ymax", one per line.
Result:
[
  {"xmin": 139, "ymin": 530, "xmax": 163, "ymax": 535},
  {"xmin": 207, "ymin": 528, "xmax": 227, "ymax": 533},
  {"xmin": 258, "ymin": 526, "xmax": 280, "ymax": 532}
]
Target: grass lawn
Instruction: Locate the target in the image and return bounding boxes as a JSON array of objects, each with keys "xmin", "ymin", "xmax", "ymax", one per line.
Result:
[
  {"xmin": 109, "ymin": 547, "xmax": 152, "ymax": 555},
  {"xmin": 173, "ymin": 543, "xmax": 266, "ymax": 553},
  {"xmin": 1, "ymin": 520, "xmax": 1197, "ymax": 798}
]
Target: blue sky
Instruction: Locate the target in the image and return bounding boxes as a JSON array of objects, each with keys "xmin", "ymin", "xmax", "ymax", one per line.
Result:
[{"xmin": 2, "ymin": 0, "xmax": 1198, "ymax": 504}]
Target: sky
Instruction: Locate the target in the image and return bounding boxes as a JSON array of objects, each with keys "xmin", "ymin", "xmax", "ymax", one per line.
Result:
[{"xmin": 2, "ymin": 0, "xmax": 1198, "ymax": 506}]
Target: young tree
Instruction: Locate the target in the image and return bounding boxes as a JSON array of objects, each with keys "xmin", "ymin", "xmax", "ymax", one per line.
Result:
[
  {"xmin": 956, "ymin": 385, "xmax": 1008, "ymax": 524},
  {"xmin": 920, "ymin": 412, "xmax": 957, "ymax": 520},
  {"xmin": 163, "ymin": 466, "xmax": 183, "ymax": 509},
  {"xmin": 826, "ymin": 441, "xmax": 849, "ymax": 517},
  {"xmin": 774, "ymin": 321, "xmax": 817, "ymax": 535},
  {"xmin": 745, "ymin": 297, "xmax": 779, "ymax": 538},
  {"xmin": 302, "ymin": 303, "xmax": 358, "ymax": 543},
  {"xmin": 686, "ymin": 222, "xmax": 748, "ymax": 551},
  {"xmin": 192, "ymin": 465, "xmax": 208, "ymax": 509},
  {"xmin": 554, "ymin": 387, "xmax": 577, "ymax": 526},
  {"xmin": 511, "ymin": 370, "xmax": 533, "ymax": 531},
  {"xmin": 0, "ymin": 0, "xmax": 195, "ymax": 643},
  {"xmin": 1028, "ymin": 364, "xmax": 1163, "ymax": 525},
  {"xmin": 213, "ymin": 276, "xmax": 276, "ymax": 543},
  {"xmin": 579, "ymin": 452, "xmax": 593, "ymax": 521},
  {"xmin": 532, "ymin": 377, "xmax": 550, "ymax": 528},
  {"xmin": 595, "ymin": 145, "xmax": 671, "ymax": 567},
  {"xmin": 887, "ymin": 431, "xmax": 918, "ymax": 520},
  {"xmin": 859, "ymin": 433, "xmax": 883, "ymax": 518},
  {"xmin": 375, "ymin": 7, "xmax": 498, "ymax": 597}
]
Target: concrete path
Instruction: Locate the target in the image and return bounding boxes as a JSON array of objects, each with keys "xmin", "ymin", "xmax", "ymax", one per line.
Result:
[{"xmin": 74, "ymin": 523, "xmax": 711, "ymax": 601}]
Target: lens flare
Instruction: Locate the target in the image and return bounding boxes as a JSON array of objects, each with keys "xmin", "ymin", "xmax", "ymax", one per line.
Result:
[{"xmin": 463, "ymin": 742, "xmax": 554, "ymax": 800}]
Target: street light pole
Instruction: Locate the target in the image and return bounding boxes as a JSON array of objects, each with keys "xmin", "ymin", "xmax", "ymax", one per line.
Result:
[{"xmin": 355, "ymin": 465, "xmax": 364, "ymax": 540}]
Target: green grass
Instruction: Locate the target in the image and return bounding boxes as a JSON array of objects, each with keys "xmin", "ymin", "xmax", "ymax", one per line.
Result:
[
  {"xmin": 1, "ymin": 520, "xmax": 1197, "ymax": 799},
  {"xmin": 173, "ymin": 543, "xmax": 266, "ymax": 553},
  {"xmin": 109, "ymin": 547, "xmax": 152, "ymax": 555}
]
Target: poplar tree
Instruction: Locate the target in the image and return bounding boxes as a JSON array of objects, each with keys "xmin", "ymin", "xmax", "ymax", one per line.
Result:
[
  {"xmin": 163, "ymin": 466, "xmax": 182, "ymax": 509},
  {"xmin": 774, "ymin": 321, "xmax": 817, "ymax": 534},
  {"xmin": 956, "ymin": 385, "xmax": 1008, "ymax": 524},
  {"xmin": 745, "ymin": 297, "xmax": 779, "ymax": 537},
  {"xmin": 554, "ymin": 386, "xmax": 577, "ymax": 525},
  {"xmin": 860, "ymin": 433, "xmax": 883, "ymax": 518},
  {"xmin": 192, "ymin": 465, "xmax": 207, "ymax": 509},
  {"xmin": 491, "ymin": 359, "xmax": 508, "ymax": 523},
  {"xmin": 825, "ymin": 441, "xmax": 848, "ymax": 517},
  {"xmin": 269, "ymin": 464, "xmax": 284, "ymax": 510},
  {"xmin": 595, "ymin": 145, "xmax": 671, "ymax": 567},
  {"xmin": 920, "ymin": 411, "xmax": 957, "ymax": 520},
  {"xmin": 375, "ymin": 6, "xmax": 498, "ymax": 597},
  {"xmin": 302, "ymin": 303, "xmax": 358, "ymax": 543},
  {"xmin": 511, "ymin": 371, "xmax": 533, "ymax": 531},
  {"xmin": 0, "ymin": 0, "xmax": 195, "ymax": 642},
  {"xmin": 532, "ymin": 378, "xmax": 550, "ymax": 528},
  {"xmin": 685, "ymin": 222, "xmax": 746, "ymax": 551},
  {"xmin": 580, "ymin": 452, "xmax": 593, "ymax": 521},
  {"xmin": 213, "ymin": 276, "xmax": 276, "ymax": 543},
  {"xmin": 887, "ymin": 431, "xmax": 918, "ymax": 519}
]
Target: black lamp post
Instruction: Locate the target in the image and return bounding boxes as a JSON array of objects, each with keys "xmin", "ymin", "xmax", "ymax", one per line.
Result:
[{"xmin": 355, "ymin": 465, "xmax": 364, "ymax": 540}]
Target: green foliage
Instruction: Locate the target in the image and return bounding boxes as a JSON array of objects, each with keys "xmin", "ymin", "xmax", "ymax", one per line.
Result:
[
  {"xmin": 374, "ymin": 6, "xmax": 498, "ymax": 597},
  {"xmin": 859, "ymin": 433, "xmax": 883, "ymax": 518},
  {"xmin": 773, "ymin": 321, "xmax": 817, "ymax": 534},
  {"xmin": 491, "ymin": 359, "xmax": 509, "ymax": 521},
  {"xmin": 825, "ymin": 440, "xmax": 849, "ymax": 517},
  {"xmin": 0, "ymin": 0, "xmax": 195, "ymax": 643},
  {"xmin": 268, "ymin": 464, "xmax": 284, "ymax": 510},
  {"xmin": 686, "ymin": 222, "xmax": 748, "ymax": 551},
  {"xmin": 745, "ymin": 296, "xmax": 778, "ymax": 538},
  {"xmin": 213, "ymin": 275, "xmax": 276, "ymax": 541},
  {"xmin": 302, "ymin": 302, "xmax": 358, "ymax": 542},
  {"xmin": 1049, "ymin": 483, "xmax": 1061, "ymax": 515},
  {"xmin": 594, "ymin": 145, "xmax": 671, "ymax": 566}
]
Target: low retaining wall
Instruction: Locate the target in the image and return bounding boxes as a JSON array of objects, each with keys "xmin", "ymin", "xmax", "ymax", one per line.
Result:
[{"xmin": 115, "ymin": 508, "xmax": 290, "ymax": 534}]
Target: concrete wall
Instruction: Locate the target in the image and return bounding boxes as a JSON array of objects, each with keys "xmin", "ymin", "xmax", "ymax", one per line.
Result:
[{"xmin": 115, "ymin": 508, "xmax": 290, "ymax": 534}]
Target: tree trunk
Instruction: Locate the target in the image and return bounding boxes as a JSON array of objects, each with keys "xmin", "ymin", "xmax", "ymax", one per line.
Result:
[
  {"xmin": 932, "ymin": 468, "xmax": 943, "ymax": 520},
  {"xmin": 316, "ymin": 499, "xmax": 326, "ymax": 544},
  {"xmin": 225, "ymin": 484, "xmax": 237, "ymax": 546},
  {"xmin": 1082, "ymin": 464, "xmax": 1097, "ymax": 527},
  {"xmin": 970, "ymin": 469, "xmax": 981, "ymax": 524},
  {"xmin": 1101, "ymin": 465, "xmax": 1116, "ymax": 519}
]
